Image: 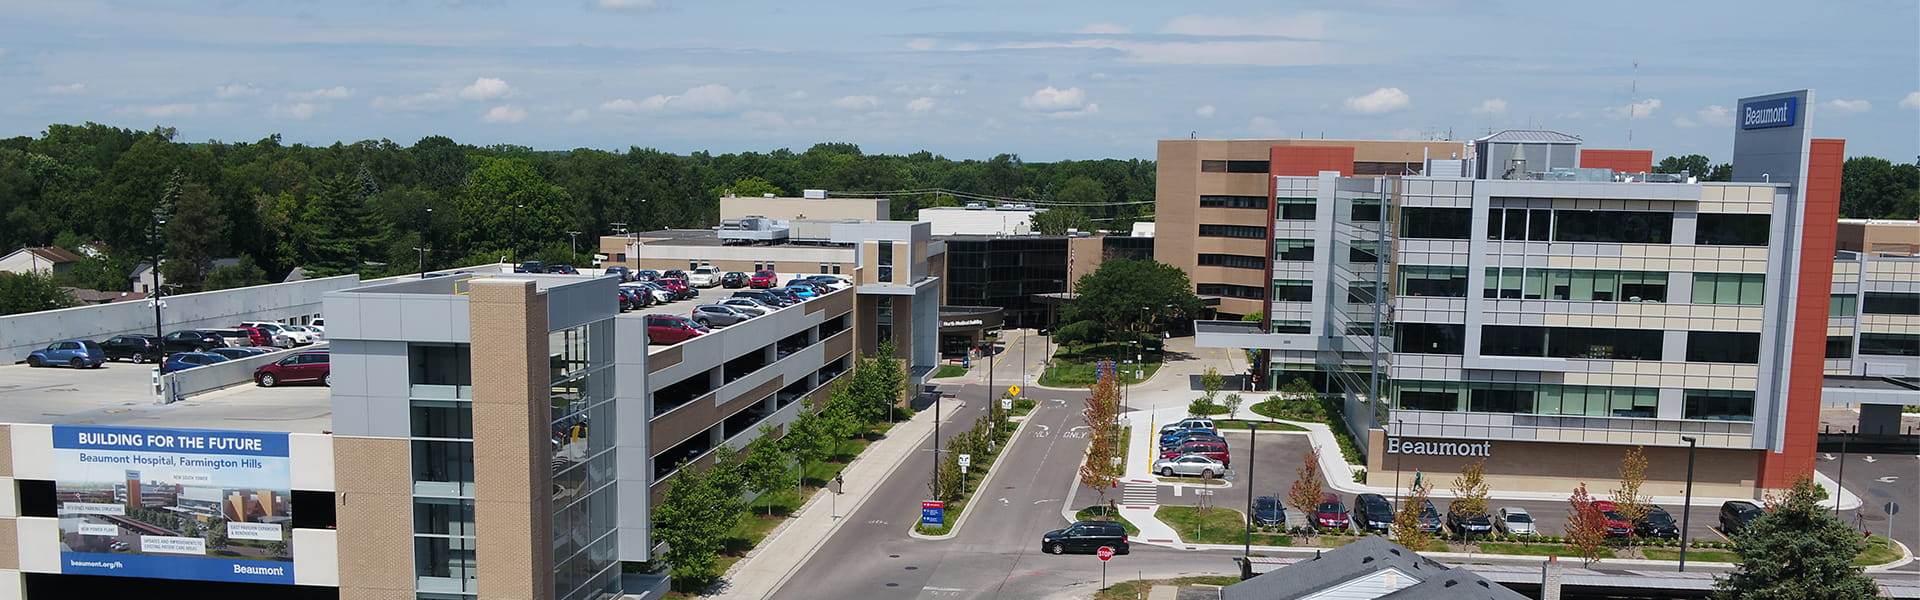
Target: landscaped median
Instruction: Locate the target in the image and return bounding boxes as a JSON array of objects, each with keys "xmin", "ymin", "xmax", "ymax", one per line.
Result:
[{"xmin": 911, "ymin": 394, "xmax": 1024, "ymax": 537}]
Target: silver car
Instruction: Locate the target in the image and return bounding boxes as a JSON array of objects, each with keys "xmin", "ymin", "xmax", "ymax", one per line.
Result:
[
  {"xmin": 718, "ymin": 297, "xmax": 774, "ymax": 316},
  {"xmin": 690, "ymin": 304, "xmax": 753, "ymax": 328},
  {"xmin": 1495, "ymin": 506, "xmax": 1536, "ymax": 535},
  {"xmin": 1152, "ymin": 454, "xmax": 1224, "ymax": 479}
]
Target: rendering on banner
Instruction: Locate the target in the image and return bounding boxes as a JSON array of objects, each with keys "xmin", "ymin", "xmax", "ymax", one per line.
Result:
[{"xmin": 53, "ymin": 425, "xmax": 295, "ymax": 584}]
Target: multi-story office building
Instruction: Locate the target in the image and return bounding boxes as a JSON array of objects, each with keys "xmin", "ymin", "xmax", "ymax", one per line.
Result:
[
  {"xmin": 938, "ymin": 234, "xmax": 1153, "ymax": 330},
  {"xmin": 1194, "ymin": 90, "xmax": 1873, "ymax": 496}
]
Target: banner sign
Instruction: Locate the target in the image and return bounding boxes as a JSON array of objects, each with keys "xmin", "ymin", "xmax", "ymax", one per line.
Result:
[{"xmin": 53, "ymin": 425, "xmax": 295, "ymax": 584}]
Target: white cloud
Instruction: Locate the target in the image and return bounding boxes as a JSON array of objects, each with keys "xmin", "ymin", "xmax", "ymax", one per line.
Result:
[
  {"xmin": 216, "ymin": 83, "xmax": 261, "ymax": 98},
  {"xmin": 1603, "ymin": 98, "xmax": 1661, "ymax": 120},
  {"xmin": 40, "ymin": 83, "xmax": 85, "ymax": 94},
  {"xmin": 458, "ymin": 77, "xmax": 513, "ymax": 101},
  {"xmin": 599, "ymin": 98, "xmax": 646, "ymax": 113},
  {"xmin": 906, "ymin": 38, "xmax": 937, "ymax": 51},
  {"xmin": 1194, "ymin": 105, "xmax": 1215, "ymax": 118},
  {"xmin": 1343, "ymin": 87, "xmax": 1409, "ymax": 114},
  {"xmin": 371, "ymin": 90, "xmax": 453, "ymax": 112},
  {"xmin": 481, "ymin": 104, "xmax": 527, "ymax": 124},
  {"xmin": 565, "ymin": 108, "xmax": 592, "ymax": 123},
  {"xmin": 289, "ymin": 86, "xmax": 353, "ymax": 100},
  {"xmin": 1697, "ymin": 105, "xmax": 1733, "ymax": 127},
  {"xmin": 126, "ymin": 103, "xmax": 201, "ymax": 118},
  {"xmin": 830, "ymin": 95, "xmax": 881, "ymax": 110},
  {"xmin": 906, "ymin": 97, "xmax": 935, "ymax": 113},
  {"xmin": 1901, "ymin": 92, "xmax": 1920, "ymax": 110},
  {"xmin": 786, "ymin": 90, "xmax": 809, "ymax": 100},
  {"xmin": 595, "ymin": 0, "xmax": 656, "ymax": 9},
  {"xmin": 1080, "ymin": 23, "xmax": 1130, "ymax": 34},
  {"xmin": 605, "ymin": 84, "xmax": 749, "ymax": 115},
  {"xmin": 269, "ymin": 103, "xmax": 321, "ymax": 120},
  {"xmin": 1160, "ymin": 14, "xmax": 1325, "ymax": 38},
  {"xmin": 1824, "ymin": 99, "xmax": 1872, "ymax": 113},
  {"xmin": 1020, "ymin": 86, "xmax": 1089, "ymax": 112},
  {"xmin": 1472, "ymin": 98, "xmax": 1507, "ymax": 116}
]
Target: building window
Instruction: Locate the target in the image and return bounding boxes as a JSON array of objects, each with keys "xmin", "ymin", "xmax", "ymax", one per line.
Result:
[
  {"xmin": 1686, "ymin": 331, "xmax": 1762, "ymax": 364},
  {"xmin": 1399, "ymin": 207, "xmax": 1472, "ymax": 239},
  {"xmin": 1345, "ymin": 281, "xmax": 1381, "ymax": 304},
  {"xmin": 1200, "ymin": 159, "xmax": 1270, "ymax": 173},
  {"xmin": 1197, "ymin": 253, "xmax": 1266, "ymax": 270},
  {"xmin": 1394, "ymin": 381, "xmax": 1659, "ymax": 417},
  {"xmin": 1684, "ymin": 389, "xmax": 1755, "ymax": 421},
  {"xmin": 1199, "ymin": 195, "xmax": 1268, "ymax": 209},
  {"xmin": 1398, "ymin": 265, "xmax": 1467, "ymax": 297},
  {"xmin": 1830, "ymin": 294, "xmax": 1857, "ymax": 317},
  {"xmin": 1198, "ymin": 224, "xmax": 1268, "ymax": 239},
  {"xmin": 820, "ymin": 263, "xmax": 830, "ymax": 274},
  {"xmin": 1860, "ymin": 333, "xmax": 1920, "ymax": 356},
  {"xmin": 1826, "ymin": 336, "xmax": 1854, "ymax": 358},
  {"xmin": 1691, "ymin": 273, "xmax": 1766, "ymax": 305},
  {"xmin": 875, "ymin": 296, "xmax": 894, "ymax": 346},
  {"xmin": 1196, "ymin": 283, "xmax": 1264, "ymax": 299},
  {"xmin": 1273, "ymin": 280, "xmax": 1313, "ymax": 302},
  {"xmin": 1272, "ymin": 320, "xmax": 1311, "ymax": 334},
  {"xmin": 1488, "ymin": 208, "xmax": 1555, "ymax": 241},
  {"xmin": 1351, "ymin": 199, "xmax": 1383, "ymax": 222},
  {"xmin": 1276, "ymin": 197, "xmax": 1316, "ymax": 220},
  {"xmin": 1469, "ymin": 387, "xmax": 1536, "ymax": 414},
  {"xmin": 1394, "ymin": 323, "xmax": 1465, "ymax": 355},
  {"xmin": 876, "ymin": 241, "xmax": 893, "ymax": 283},
  {"xmin": 1552, "ymin": 210, "xmax": 1674, "ymax": 244},
  {"xmin": 1347, "ymin": 241, "xmax": 1380, "ymax": 264},
  {"xmin": 832, "ymin": 263, "xmax": 842, "ymax": 274},
  {"xmin": 1480, "ymin": 325, "xmax": 1664, "ymax": 360},
  {"xmin": 1483, "ymin": 268, "xmax": 1668, "ymax": 302},
  {"xmin": 1862, "ymin": 292, "xmax": 1920, "ymax": 315},
  {"xmin": 1275, "ymin": 239, "xmax": 1315, "ymax": 261},
  {"xmin": 1695, "ymin": 214, "xmax": 1771, "ymax": 246}
]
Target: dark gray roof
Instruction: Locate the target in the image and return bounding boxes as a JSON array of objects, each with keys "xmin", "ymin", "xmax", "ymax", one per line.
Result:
[
  {"xmin": 1222, "ymin": 536, "xmax": 1452, "ymax": 600},
  {"xmin": 1376, "ymin": 569, "xmax": 1531, "ymax": 600},
  {"xmin": 1475, "ymin": 130, "xmax": 1582, "ymax": 144}
]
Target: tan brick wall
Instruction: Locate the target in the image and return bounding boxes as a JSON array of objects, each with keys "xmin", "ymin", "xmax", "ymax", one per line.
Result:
[
  {"xmin": 0, "ymin": 425, "xmax": 12, "ymax": 478},
  {"xmin": 467, "ymin": 279, "xmax": 554, "ymax": 600},
  {"xmin": 647, "ymin": 345, "xmax": 682, "ymax": 374},
  {"xmin": 650, "ymin": 376, "xmax": 785, "ymax": 456},
  {"xmin": 333, "ymin": 436, "xmax": 414, "ymax": 597},
  {"xmin": 0, "ymin": 518, "xmax": 16, "ymax": 570}
]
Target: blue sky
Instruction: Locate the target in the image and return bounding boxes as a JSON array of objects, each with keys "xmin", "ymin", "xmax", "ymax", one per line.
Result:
[{"xmin": 2, "ymin": 0, "xmax": 1915, "ymax": 162}]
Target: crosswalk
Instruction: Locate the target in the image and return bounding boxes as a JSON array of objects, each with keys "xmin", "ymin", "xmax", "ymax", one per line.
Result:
[{"xmin": 1122, "ymin": 481, "xmax": 1158, "ymax": 507}]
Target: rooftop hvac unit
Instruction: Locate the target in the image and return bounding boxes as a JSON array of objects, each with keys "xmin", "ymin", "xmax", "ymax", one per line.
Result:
[
  {"xmin": 802, "ymin": 189, "xmax": 827, "ymax": 199},
  {"xmin": 964, "ymin": 202, "xmax": 985, "ymax": 210}
]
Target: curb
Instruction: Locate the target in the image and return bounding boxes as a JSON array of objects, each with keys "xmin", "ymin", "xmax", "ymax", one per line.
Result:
[{"xmin": 906, "ymin": 405, "xmax": 1032, "ymax": 541}]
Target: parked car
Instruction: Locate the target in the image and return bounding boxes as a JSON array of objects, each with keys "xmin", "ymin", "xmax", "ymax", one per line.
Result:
[
  {"xmin": 1590, "ymin": 501, "xmax": 1634, "ymax": 537},
  {"xmin": 1495, "ymin": 506, "xmax": 1536, "ymax": 535},
  {"xmin": 1158, "ymin": 427, "xmax": 1219, "ymax": 447},
  {"xmin": 762, "ymin": 288, "xmax": 803, "ymax": 305},
  {"xmin": 784, "ymin": 280, "xmax": 830, "ymax": 295},
  {"xmin": 718, "ymin": 297, "xmax": 773, "ymax": 316},
  {"xmin": 690, "ymin": 304, "xmax": 753, "ymax": 328},
  {"xmin": 645, "ymin": 315, "xmax": 707, "ymax": 345},
  {"xmin": 1252, "ymin": 496, "xmax": 1287, "ymax": 528},
  {"xmin": 210, "ymin": 347, "xmax": 272, "ymax": 360},
  {"xmin": 1040, "ymin": 520, "xmax": 1129, "ymax": 555},
  {"xmin": 1353, "ymin": 494, "xmax": 1395, "ymax": 533},
  {"xmin": 603, "ymin": 266, "xmax": 632, "ymax": 281},
  {"xmin": 1173, "ymin": 417, "xmax": 1217, "ymax": 432},
  {"xmin": 616, "ymin": 288, "xmax": 647, "ymax": 311},
  {"xmin": 688, "ymin": 266, "xmax": 721, "ymax": 287},
  {"xmin": 206, "ymin": 328, "xmax": 257, "ymax": 348},
  {"xmin": 232, "ymin": 325, "xmax": 288, "ymax": 348},
  {"xmin": 160, "ymin": 352, "xmax": 229, "ymax": 374},
  {"xmin": 655, "ymin": 278, "xmax": 694, "ymax": 300},
  {"xmin": 804, "ymin": 274, "xmax": 852, "ymax": 289},
  {"xmin": 547, "ymin": 264, "xmax": 579, "ymax": 275},
  {"xmin": 1152, "ymin": 454, "xmax": 1224, "ymax": 478},
  {"xmin": 239, "ymin": 322, "xmax": 299, "ymax": 348},
  {"xmin": 1446, "ymin": 500, "xmax": 1493, "ymax": 535},
  {"xmin": 721, "ymin": 271, "xmax": 748, "ymax": 288},
  {"xmin": 776, "ymin": 285, "xmax": 817, "ymax": 299},
  {"xmin": 108, "ymin": 540, "xmax": 129, "ymax": 551},
  {"xmin": 748, "ymin": 270, "xmax": 779, "ymax": 288},
  {"xmin": 633, "ymin": 269, "xmax": 661, "ymax": 282},
  {"xmin": 622, "ymin": 282, "xmax": 674, "ymax": 305},
  {"xmin": 732, "ymin": 290, "xmax": 793, "ymax": 307},
  {"xmin": 1719, "ymin": 501, "xmax": 1764, "ymax": 536},
  {"xmin": 1160, "ymin": 440, "xmax": 1230, "ymax": 466},
  {"xmin": 285, "ymin": 324, "xmax": 324, "ymax": 342},
  {"xmin": 254, "ymin": 350, "xmax": 330, "ymax": 387},
  {"xmin": 1314, "ymin": 493, "xmax": 1352, "ymax": 530},
  {"xmin": 27, "ymin": 340, "xmax": 107, "ymax": 369},
  {"xmin": 514, "ymin": 260, "xmax": 546, "ymax": 273},
  {"xmin": 1635, "ymin": 505, "xmax": 1680, "ymax": 539},
  {"xmin": 275, "ymin": 325, "xmax": 317, "ymax": 346},
  {"xmin": 309, "ymin": 318, "xmax": 324, "ymax": 333},
  {"xmin": 99, "ymin": 334, "xmax": 165, "ymax": 363},
  {"xmin": 163, "ymin": 330, "xmax": 226, "ymax": 353},
  {"xmin": 1417, "ymin": 500, "xmax": 1444, "ymax": 533}
]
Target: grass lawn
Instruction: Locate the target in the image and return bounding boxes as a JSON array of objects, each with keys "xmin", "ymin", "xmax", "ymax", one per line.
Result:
[
  {"xmin": 1642, "ymin": 547, "xmax": 1738, "ymax": 563},
  {"xmin": 932, "ymin": 364, "xmax": 968, "ymax": 378},
  {"xmin": 1075, "ymin": 506, "xmax": 1141, "ymax": 536},
  {"xmin": 1856, "ymin": 536, "xmax": 1901, "ymax": 566},
  {"xmin": 1095, "ymin": 576, "xmax": 1240, "ymax": 600},
  {"xmin": 1477, "ymin": 542, "xmax": 1615, "ymax": 559},
  {"xmin": 913, "ymin": 501, "xmax": 964, "ymax": 536},
  {"xmin": 713, "ymin": 513, "xmax": 785, "ymax": 575},
  {"xmin": 1039, "ymin": 342, "xmax": 1163, "ymax": 387},
  {"xmin": 1213, "ymin": 419, "xmax": 1307, "ymax": 432},
  {"xmin": 1157, "ymin": 506, "xmax": 1263, "ymax": 545}
]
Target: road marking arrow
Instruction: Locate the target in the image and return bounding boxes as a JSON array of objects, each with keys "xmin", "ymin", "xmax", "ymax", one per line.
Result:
[
  {"xmin": 1822, "ymin": 453, "xmax": 1836, "ymax": 461},
  {"xmin": 1864, "ymin": 456, "xmax": 1878, "ymax": 463},
  {"xmin": 1877, "ymin": 476, "xmax": 1899, "ymax": 484}
]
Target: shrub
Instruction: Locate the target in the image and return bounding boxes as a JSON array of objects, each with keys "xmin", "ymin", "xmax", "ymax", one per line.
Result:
[
  {"xmin": 1053, "ymin": 320, "xmax": 1107, "ymax": 344},
  {"xmin": 1014, "ymin": 398, "xmax": 1036, "ymax": 411},
  {"xmin": 1352, "ymin": 468, "xmax": 1367, "ymax": 484}
]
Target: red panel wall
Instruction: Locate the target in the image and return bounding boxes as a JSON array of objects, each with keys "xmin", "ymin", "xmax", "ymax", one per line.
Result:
[
  {"xmin": 1269, "ymin": 146, "xmax": 1354, "ymax": 177},
  {"xmin": 1579, "ymin": 149, "xmax": 1654, "ymax": 174},
  {"xmin": 1757, "ymin": 138, "xmax": 1844, "ymax": 489}
]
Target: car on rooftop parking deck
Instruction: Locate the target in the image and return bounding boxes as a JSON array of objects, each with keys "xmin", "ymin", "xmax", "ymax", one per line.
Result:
[{"xmin": 27, "ymin": 340, "xmax": 107, "ymax": 369}]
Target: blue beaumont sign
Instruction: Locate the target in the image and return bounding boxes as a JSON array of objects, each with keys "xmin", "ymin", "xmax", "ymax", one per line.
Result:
[
  {"xmin": 921, "ymin": 501, "xmax": 945, "ymax": 526},
  {"xmin": 1740, "ymin": 97, "xmax": 1797, "ymax": 130}
]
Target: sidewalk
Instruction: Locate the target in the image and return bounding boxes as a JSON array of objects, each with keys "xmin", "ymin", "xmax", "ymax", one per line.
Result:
[{"xmin": 710, "ymin": 396, "xmax": 964, "ymax": 600}]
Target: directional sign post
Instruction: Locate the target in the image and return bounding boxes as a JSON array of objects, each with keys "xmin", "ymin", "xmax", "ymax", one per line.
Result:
[
  {"xmin": 958, "ymin": 454, "xmax": 972, "ymax": 496},
  {"xmin": 1002, "ymin": 398, "xmax": 1013, "ymax": 411},
  {"xmin": 921, "ymin": 501, "xmax": 945, "ymax": 526},
  {"xmin": 1886, "ymin": 502, "xmax": 1900, "ymax": 518}
]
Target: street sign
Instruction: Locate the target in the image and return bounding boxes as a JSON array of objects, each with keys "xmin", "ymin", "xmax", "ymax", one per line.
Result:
[
  {"xmin": 1097, "ymin": 546, "xmax": 1115, "ymax": 561},
  {"xmin": 1001, "ymin": 398, "xmax": 1013, "ymax": 411},
  {"xmin": 1886, "ymin": 502, "xmax": 1900, "ymax": 517},
  {"xmin": 1008, "ymin": 385, "xmax": 1021, "ymax": 397},
  {"xmin": 958, "ymin": 454, "xmax": 972, "ymax": 469},
  {"xmin": 921, "ymin": 501, "xmax": 945, "ymax": 526}
]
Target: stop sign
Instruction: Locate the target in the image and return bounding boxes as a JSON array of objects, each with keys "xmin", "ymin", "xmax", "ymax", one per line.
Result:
[{"xmin": 1097, "ymin": 546, "xmax": 1115, "ymax": 561}]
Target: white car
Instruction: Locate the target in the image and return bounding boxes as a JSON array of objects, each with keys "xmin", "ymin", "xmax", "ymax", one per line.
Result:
[
  {"xmin": 1495, "ymin": 506, "xmax": 1536, "ymax": 535},
  {"xmin": 286, "ymin": 324, "xmax": 324, "ymax": 342},
  {"xmin": 279, "ymin": 326, "xmax": 317, "ymax": 346},
  {"xmin": 1152, "ymin": 454, "xmax": 1225, "ymax": 479},
  {"xmin": 240, "ymin": 321, "xmax": 300, "ymax": 348},
  {"xmin": 688, "ymin": 266, "xmax": 721, "ymax": 288},
  {"xmin": 621, "ymin": 282, "xmax": 673, "ymax": 305}
]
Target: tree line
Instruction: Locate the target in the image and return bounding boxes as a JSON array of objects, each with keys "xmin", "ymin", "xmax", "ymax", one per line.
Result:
[
  {"xmin": 0, "ymin": 123, "xmax": 1158, "ymax": 298},
  {"xmin": 1655, "ymin": 153, "xmax": 1917, "ymax": 219}
]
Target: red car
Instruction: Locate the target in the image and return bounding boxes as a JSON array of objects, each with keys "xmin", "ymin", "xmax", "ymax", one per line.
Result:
[
  {"xmin": 1590, "ymin": 501, "xmax": 1634, "ymax": 537},
  {"xmin": 1314, "ymin": 493, "xmax": 1351, "ymax": 530},
  {"xmin": 1159, "ymin": 440, "xmax": 1230, "ymax": 466},
  {"xmin": 748, "ymin": 270, "xmax": 778, "ymax": 288},
  {"xmin": 645, "ymin": 315, "xmax": 707, "ymax": 345},
  {"xmin": 232, "ymin": 325, "xmax": 280, "ymax": 348},
  {"xmin": 655, "ymin": 277, "xmax": 693, "ymax": 300},
  {"xmin": 253, "ymin": 350, "xmax": 330, "ymax": 387}
]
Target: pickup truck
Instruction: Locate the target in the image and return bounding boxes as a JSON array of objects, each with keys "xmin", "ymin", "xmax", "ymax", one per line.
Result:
[{"xmin": 688, "ymin": 266, "xmax": 721, "ymax": 287}]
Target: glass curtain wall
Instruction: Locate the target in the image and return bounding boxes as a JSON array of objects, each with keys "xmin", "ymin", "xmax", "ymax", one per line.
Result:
[
  {"xmin": 411, "ymin": 343, "xmax": 476, "ymax": 596},
  {"xmin": 550, "ymin": 321, "xmax": 619, "ymax": 600}
]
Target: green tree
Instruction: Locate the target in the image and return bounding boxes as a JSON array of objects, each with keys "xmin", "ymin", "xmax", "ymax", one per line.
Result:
[
  {"xmin": 1451, "ymin": 459, "xmax": 1490, "ymax": 522},
  {"xmin": 1201, "ymin": 366, "xmax": 1224, "ymax": 402},
  {"xmin": 1654, "ymin": 154, "xmax": 1713, "ymax": 177},
  {"xmin": 1391, "ymin": 477, "xmax": 1433, "ymax": 551},
  {"xmin": 1610, "ymin": 446, "xmax": 1651, "ymax": 523},
  {"xmin": 1062, "ymin": 259, "xmax": 1205, "ymax": 338},
  {"xmin": 1030, "ymin": 206, "xmax": 1093, "ymax": 235},
  {"xmin": 203, "ymin": 256, "xmax": 269, "ymax": 291},
  {"xmin": 741, "ymin": 425, "xmax": 796, "ymax": 516},
  {"xmin": 61, "ymin": 253, "xmax": 137, "ymax": 292},
  {"xmin": 1840, "ymin": 156, "xmax": 1920, "ymax": 219},
  {"xmin": 715, "ymin": 176, "xmax": 784, "ymax": 199},
  {"xmin": 295, "ymin": 174, "xmax": 383, "ymax": 276},
  {"xmin": 455, "ymin": 156, "xmax": 575, "ymax": 262},
  {"xmin": 1714, "ymin": 474, "xmax": 1878, "ymax": 599},
  {"xmin": 206, "ymin": 519, "xmax": 230, "ymax": 552},
  {"xmin": 782, "ymin": 402, "xmax": 834, "ymax": 491},
  {"xmin": 0, "ymin": 271, "xmax": 78, "ymax": 315},
  {"xmin": 1222, "ymin": 393, "xmax": 1244, "ymax": 421},
  {"xmin": 653, "ymin": 461, "xmax": 730, "ymax": 592},
  {"xmin": 265, "ymin": 540, "xmax": 288, "ymax": 557},
  {"xmin": 1079, "ymin": 370, "xmax": 1122, "ymax": 508}
]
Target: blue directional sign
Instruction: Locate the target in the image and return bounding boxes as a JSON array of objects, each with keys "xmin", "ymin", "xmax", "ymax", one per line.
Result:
[{"xmin": 921, "ymin": 501, "xmax": 945, "ymax": 526}]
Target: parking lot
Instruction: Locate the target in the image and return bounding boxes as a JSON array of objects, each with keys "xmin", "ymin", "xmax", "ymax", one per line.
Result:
[
  {"xmin": 0, "ymin": 360, "xmax": 331, "ymax": 433},
  {"xmin": 620, "ymin": 270, "xmax": 848, "ymax": 326}
]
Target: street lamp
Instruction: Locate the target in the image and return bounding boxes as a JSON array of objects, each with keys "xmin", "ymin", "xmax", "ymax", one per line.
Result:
[
  {"xmin": 567, "ymin": 230, "xmax": 582, "ymax": 259},
  {"xmin": 1244, "ymin": 421, "xmax": 1260, "ymax": 560},
  {"xmin": 148, "ymin": 217, "xmax": 166, "ymax": 338},
  {"xmin": 1678, "ymin": 435, "xmax": 1698, "ymax": 572},
  {"xmin": 414, "ymin": 247, "xmax": 430, "ymax": 278}
]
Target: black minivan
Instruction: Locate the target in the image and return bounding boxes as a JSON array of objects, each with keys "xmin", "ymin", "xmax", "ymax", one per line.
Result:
[
  {"xmin": 1719, "ymin": 501, "xmax": 1765, "ymax": 535},
  {"xmin": 1042, "ymin": 520, "xmax": 1129, "ymax": 555}
]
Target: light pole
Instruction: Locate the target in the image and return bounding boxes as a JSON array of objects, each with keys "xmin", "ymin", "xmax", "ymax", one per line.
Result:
[
  {"xmin": 1678, "ymin": 435, "xmax": 1698, "ymax": 572},
  {"xmin": 1835, "ymin": 425, "xmax": 1852, "ymax": 518},
  {"xmin": 1244, "ymin": 421, "xmax": 1260, "ymax": 560},
  {"xmin": 148, "ymin": 217, "xmax": 166, "ymax": 338},
  {"xmin": 567, "ymin": 230, "xmax": 582, "ymax": 260},
  {"xmin": 413, "ymin": 247, "xmax": 430, "ymax": 278},
  {"xmin": 513, "ymin": 203, "xmax": 525, "ymax": 262},
  {"xmin": 1394, "ymin": 419, "xmax": 1405, "ymax": 506}
]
